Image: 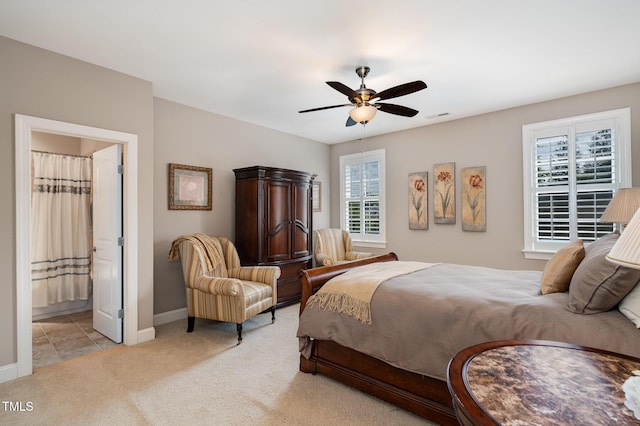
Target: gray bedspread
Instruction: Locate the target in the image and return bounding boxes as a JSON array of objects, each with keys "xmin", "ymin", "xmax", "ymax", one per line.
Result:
[{"xmin": 297, "ymin": 263, "xmax": 640, "ymax": 381}]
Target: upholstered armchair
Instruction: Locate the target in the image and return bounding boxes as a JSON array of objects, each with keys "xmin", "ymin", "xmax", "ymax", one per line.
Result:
[
  {"xmin": 168, "ymin": 234, "xmax": 280, "ymax": 343},
  {"xmin": 313, "ymin": 228, "xmax": 374, "ymax": 266}
]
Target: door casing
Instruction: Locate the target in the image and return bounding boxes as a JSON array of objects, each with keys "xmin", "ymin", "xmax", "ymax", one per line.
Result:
[{"xmin": 14, "ymin": 114, "xmax": 139, "ymax": 379}]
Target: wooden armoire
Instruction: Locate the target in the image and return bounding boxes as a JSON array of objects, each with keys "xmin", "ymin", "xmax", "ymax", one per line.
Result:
[{"xmin": 233, "ymin": 166, "xmax": 315, "ymax": 307}]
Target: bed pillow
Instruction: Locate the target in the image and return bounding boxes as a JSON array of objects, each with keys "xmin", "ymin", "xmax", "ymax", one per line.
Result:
[
  {"xmin": 540, "ymin": 240, "xmax": 585, "ymax": 295},
  {"xmin": 619, "ymin": 284, "xmax": 640, "ymax": 328},
  {"xmin": 568, "ymin": 232, "xmax": 640, "ymax": 314}
]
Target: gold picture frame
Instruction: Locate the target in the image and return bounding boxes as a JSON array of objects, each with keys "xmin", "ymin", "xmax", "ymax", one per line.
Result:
[{"xmin": 168, "ymin": 163, "xmax": 212, "ymax": 210}]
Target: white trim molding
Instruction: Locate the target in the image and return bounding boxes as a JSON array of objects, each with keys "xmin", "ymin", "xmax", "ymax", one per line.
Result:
[
  {"xmin": 13, "ymin": 114, "xmax": 144, "ymax": 380},
  {"xmin": 522, "ymin": 108, "xmax": 631, "ymax": 258}
]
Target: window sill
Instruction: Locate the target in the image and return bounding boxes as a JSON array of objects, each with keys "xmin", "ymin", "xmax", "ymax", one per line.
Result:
[
  {"xmin": 353, "ymin": 241, "xmax": 387, "ymax": 249},
  {"xmin": 522, "ymin": 249, "xmax": 554, "ymax": 261}
]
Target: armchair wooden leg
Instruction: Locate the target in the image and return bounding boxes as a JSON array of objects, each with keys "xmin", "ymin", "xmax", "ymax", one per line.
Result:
[
  {"xmin": 187, "ymin": 316, "xmax": 195, "ymax": 333},
  {"xmin": 271, "ymin": 306, "xmax": 276, "ymax": 323},
  {"xmin": 236, "ymin": 323, "xmax": 243, "ymax": 344}
]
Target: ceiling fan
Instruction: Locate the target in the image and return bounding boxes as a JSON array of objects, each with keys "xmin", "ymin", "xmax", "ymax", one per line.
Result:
[{"xmin": 298, "ymin": 66, "xmax": 427, "ymax": 126}]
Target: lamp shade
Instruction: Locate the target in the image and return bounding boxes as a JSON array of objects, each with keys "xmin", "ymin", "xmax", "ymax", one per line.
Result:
[
  {"xmin": 607, "ymin": 207, "xmax": 640, "ymax": 269},
  {"xmin": 600, "ymin": 188, "xmax": 640, "ymax": 224},
  {"xmin": 349, "ymin": 104, "xmax": 377, "ymax": 124}
]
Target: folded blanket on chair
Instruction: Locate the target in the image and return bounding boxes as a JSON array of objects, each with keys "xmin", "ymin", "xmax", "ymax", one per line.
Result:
[{"xmin": 168, "ymin": 233, "xmax": 227, "ymax": 277}]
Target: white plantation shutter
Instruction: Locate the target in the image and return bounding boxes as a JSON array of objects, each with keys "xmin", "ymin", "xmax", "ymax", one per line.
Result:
[
  {"xmin": 535, "ymin": 135, "xmax": 570, "ymax": 241},
  {"xmin": 523, "ymin": 109, "xmax": 631, "ymax": 259},
  {"xmin": 340, "ymin": 149, "xmax": 386, "ymax": 246}
]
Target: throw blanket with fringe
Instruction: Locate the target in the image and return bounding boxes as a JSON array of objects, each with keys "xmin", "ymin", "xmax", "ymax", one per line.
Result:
[
  {"xmin": 306, "ymin": 261, "xmax": 437, "ymax": 324},
  {"xmin": 168, "ymin": 233, "xmax": 226, "ymax": 276}
]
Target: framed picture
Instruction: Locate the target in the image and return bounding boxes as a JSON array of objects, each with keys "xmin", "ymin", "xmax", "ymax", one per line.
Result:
[
  {"xmin": 312, "ymin": 181, "xmax": 321, "ymax": 212},
  {"xmin": 408, "ymin": 172, "xmax": 428, "ymax": 230},
  {"xmin": 433, "ymin": 162, "xmax": 455, "ymax": 224},
  {"xmin": 461, "ymin": 166, "xmax": 486, "ymax": 231},
  {"xmin": 168, "ymin": 163, "xmax": 212, "ymax": 210}
]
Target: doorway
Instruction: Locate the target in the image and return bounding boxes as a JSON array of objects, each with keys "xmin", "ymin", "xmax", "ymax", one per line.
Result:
[
  {"xmin": 15, "ymin": 114, "xmax": 140, "ymax": 378},
  {"xmin": 30, "ymin": 135, "xmax": 122, "ymax": 367}
]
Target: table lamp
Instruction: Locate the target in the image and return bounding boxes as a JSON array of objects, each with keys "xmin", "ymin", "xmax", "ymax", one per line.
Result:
[
  {"xmin": 600, "ymin": 188, "xmax": 640, "ymax": 231},
  {"xmin": 607, "ymin": 205, "xmax": 640, "ymax": 269}
]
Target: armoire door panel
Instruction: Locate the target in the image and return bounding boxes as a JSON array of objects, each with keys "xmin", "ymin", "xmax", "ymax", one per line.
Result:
[
  {"xmin": 265, "ymin": 180, "xmax": 291, "ymax": 262},
  {"xmin": 292, "ymin": 182, "xmax": 311, "ymax": 258},
  {"xmin": 234, "ymin": 179, "xmax": 261, "ymax": 263}
]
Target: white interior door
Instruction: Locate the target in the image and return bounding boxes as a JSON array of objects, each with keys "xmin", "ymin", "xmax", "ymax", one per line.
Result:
[{"xmin": 92, "ymin": 144, "xmax": 123, "ymax": 343}]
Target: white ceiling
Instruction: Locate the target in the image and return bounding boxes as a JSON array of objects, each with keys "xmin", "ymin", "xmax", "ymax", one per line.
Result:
[{"xmin": 1, "ymin": 1, "xmax": 639, "ymax": 144}]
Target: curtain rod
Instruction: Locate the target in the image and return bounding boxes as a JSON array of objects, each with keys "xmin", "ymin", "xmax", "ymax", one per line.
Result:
[{"xmin": 31, "ymin": 150, "xmax": 92, "ymax": 159}]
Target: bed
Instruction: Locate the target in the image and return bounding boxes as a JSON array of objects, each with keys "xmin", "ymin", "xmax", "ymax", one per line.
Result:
[{"xmin": 296, "ymin": 234, "xmax": 640, "ymax": 425}]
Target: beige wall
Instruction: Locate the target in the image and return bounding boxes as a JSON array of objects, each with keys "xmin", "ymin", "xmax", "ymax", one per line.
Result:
[
  {"xmin": 0, "ymin": 36, "xmax": 155, "ymax": 367},
  {"xmin": 331, "ymin": 83, "xmax": 640, "ymax": 271},
  {"xmin": 153, "ymin": 98, "xmax": 331, "ymax": 314}
]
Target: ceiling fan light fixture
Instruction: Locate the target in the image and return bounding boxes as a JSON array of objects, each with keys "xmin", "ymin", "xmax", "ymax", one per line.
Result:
[{"xmin": 349, "ymin": 104, "xmax": 377, "ymax": 124}]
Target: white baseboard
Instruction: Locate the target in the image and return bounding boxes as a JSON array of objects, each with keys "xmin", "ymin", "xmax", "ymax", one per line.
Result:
[
  {"xmin": 137, "ymin": 327, "xmax": 156, "ymax": 344},
  {"xmin": 153, "ymin": 307, "xmax": 187, "ymax": 326},
  {"xmin": 0, "ymin": 363, "xmax": 18, "ymax": 384}
]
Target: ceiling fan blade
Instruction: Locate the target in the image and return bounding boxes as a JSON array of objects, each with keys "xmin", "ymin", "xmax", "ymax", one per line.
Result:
[
  {"xmin": 346, "ymin": 116, "xmax": 357, "ymax": 127},
  {"xmin": 326, "ymin": 81, "xmax": 357, "ymax": 99},
  {"xmin": 376, "ymin": 103, "xmax": 419, "ymax": 117},
  {"xmin": 371, "ymin": 81, "xmax": 427, "ymax": 101},
  {"xmin": 298, "ymin": 104, "xmax": 351, "ymax": 113}
]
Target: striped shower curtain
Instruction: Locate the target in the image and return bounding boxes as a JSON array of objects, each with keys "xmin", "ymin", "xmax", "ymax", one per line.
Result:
[{"xmin": 31, "ymin": 152, "xmax": 92, "ymax": 308}]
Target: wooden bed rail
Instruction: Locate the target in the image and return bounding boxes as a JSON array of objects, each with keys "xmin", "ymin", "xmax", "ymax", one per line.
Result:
[{"xmin": 299, "ymin": 252, "xmax": 398, "ymax": 315}]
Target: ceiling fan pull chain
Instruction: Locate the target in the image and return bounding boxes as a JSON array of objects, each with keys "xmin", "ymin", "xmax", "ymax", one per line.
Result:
[{"xmin": 361, "ymin": 123, "xmax": 367, "ymax": 153}]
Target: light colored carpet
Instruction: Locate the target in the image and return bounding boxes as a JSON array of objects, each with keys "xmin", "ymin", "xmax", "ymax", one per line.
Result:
[{"xmin": 1, "ymin": 304, "xmax": 435, "ymax": 425}]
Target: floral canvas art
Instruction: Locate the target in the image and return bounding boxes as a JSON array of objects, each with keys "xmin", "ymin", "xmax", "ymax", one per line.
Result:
[
  {"xmin": 433, "ymin": 162, "xmax": 455, "ymax": 224},
  {"xmin": 408, "ymin": 172, "xmax": 428, "ymax": 230},
  {"xmin": 461, "ymin": 166, "xmax": 486, "ymax": 231}
]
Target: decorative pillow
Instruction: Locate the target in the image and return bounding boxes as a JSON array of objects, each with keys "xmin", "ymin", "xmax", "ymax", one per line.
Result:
[
  {"xmin": 540, "ymin": 240, "xmax": 585, "ymax": 295},
  {"xmin": 568, "ymin": 232, "xmax": 640, "ymax": 314},
  {"xmin": 619, "ymin": 284, "xmax": 640, "ymax": 328}
]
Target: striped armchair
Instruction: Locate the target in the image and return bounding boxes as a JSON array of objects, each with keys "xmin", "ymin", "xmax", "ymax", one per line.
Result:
[
  {"xmin": 169, "ymin": 234, "xmax": 280, "ymax": 343},
  {"xmin": 313, "ymin": 228, "xmax": 374, "ymax": 266}
]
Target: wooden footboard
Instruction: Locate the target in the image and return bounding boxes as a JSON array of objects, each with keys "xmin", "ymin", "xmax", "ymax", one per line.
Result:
[{"xmin": 299, "ymin": 253, "xmax": 458, "ymax": 425}]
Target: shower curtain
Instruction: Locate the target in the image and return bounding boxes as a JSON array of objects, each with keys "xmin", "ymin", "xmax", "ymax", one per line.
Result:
[{"xmin": 31, "ymin": 152, "xmax": 92, "ymax": 308}]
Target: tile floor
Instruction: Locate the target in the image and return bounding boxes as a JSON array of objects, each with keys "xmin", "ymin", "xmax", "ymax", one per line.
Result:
[{"xmin": 32, "ymin": 310, "xmax": 119, "ymax": 369}]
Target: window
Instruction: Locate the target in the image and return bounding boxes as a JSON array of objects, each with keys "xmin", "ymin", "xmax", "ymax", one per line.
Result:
[
  {"xmin": 340, "ymin": 149, "xmax": 386, "ymax": 247},
  {"xmin": 522, "ymin": 108, "xmax": 631, "ymax": 259}
]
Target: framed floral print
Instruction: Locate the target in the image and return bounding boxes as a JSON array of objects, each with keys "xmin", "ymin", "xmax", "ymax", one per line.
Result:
[
  {"xmin": 433, "ymin": 162, "xmax": 455, "ymax": 224},
  {"xmin": 168, "ymin": 163, "xmax": 212, "ymax": 210},
  {"xmin": 461, "ymin": 166, "xmax": 486, "ymax": 231},
  {"xmin": 408, "ymin": 171, "xmax": 428, "ymax": 230}
]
